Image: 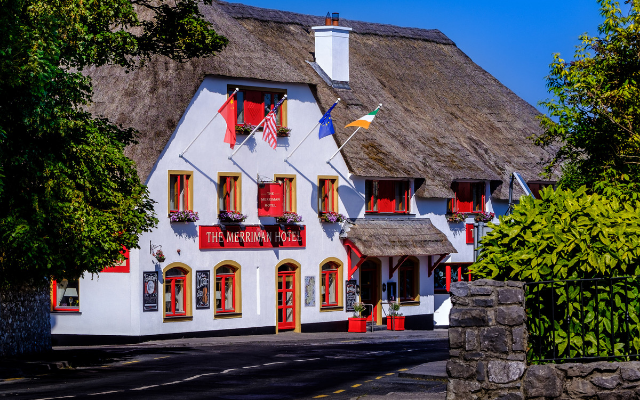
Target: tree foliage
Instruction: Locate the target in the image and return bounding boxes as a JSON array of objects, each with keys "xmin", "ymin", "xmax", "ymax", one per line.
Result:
[
  {"xmin": 536, "ymin": 0, "xmax": 640, "ymax": 199},
  {"xmin": 0, "ymin": 0, "xmax": 228, "ymax": 286}
]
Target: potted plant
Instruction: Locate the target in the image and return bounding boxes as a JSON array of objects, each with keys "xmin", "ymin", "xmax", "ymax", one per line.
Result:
[
  {"xmin": 276, "ymin": 212, "xmax": 303, "ymax": 224},
  {"xmin": 319, "ymin": 211, "xmax": 347, "ymax": 223},
  {"xmin": 348, "ymin": 302, "xmax": 367, "ymax": 333},
  {"xmin": 474, "ymin": 211, "xmax": 495, "ymax": 223},
  {"xmin": 153, "ymin": 249, "xmax": 166, "ymax": 263},
  {"xmin": 235, "ymin": 123, "xmax": 257, "ymax": 135},
  {"xmin": 386, "ymin": 301, "xmax": 405, "ymax": 331},
  {"xmin": 169, "ymin": 210, "xmax": 199, "ymax": 223},
  {"xmin": 276, "ymin": 127, "xmax": 291, "ymax": 137},
  {"xmin": 446, "ymin": 212, "xmax": 466, "ymax": 223},
  {"xmin": 218, "ymin": 211, "xmax": 248, "ymax": 223}
]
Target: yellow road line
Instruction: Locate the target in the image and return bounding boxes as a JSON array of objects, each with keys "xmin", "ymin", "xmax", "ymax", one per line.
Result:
[
  {"xmin": 386, "ymin": 373, "xmax": 394, "ymax": 376},
  {"xmin": 5, "ymin": 378, "xmax": 24, "ymax": 381},
  {"xmin": 365, "ymin": 380, "xmax": 373, "ymax": 382},
  {"xmin": 154, "ymin": 356, "xmax": 171, "ymax": 359},
  {"xmin": 375, "ymin": 376, "xmax": 383, "ymax": 380},
  {"xmin": 398, "ymin": 368, "xmax": 408, "ymax": 371},
  {"xmin": 334, "ymin": 390, "xmax": 345, "ymax": 393},
  {"xmin": 122, "ymin": 361, "xmax": 140, "ymax": 364},
  {"xmin": 352, "ymin": 384, "xmax": 361, "ymax": 388},
  {"xmin": 313, "ymin": 396, "xmax": 329, "ymax": 399},
  {"xmin": 339, "ymin": 340, "xmax": 362, "ymax": 343}
]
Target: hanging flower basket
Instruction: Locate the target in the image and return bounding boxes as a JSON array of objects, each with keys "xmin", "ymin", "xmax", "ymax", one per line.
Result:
[
  {"xmin": 319, "ymin": 211, "xmax": 347, "ymax": 223},
  {"xmin": 276, "ymin": 127, "xmax": 291, "ymax": 137},
  {"xmin": 219, "ymin": 211, "xmax": 247, "ymax": 223},
  {"xmin": 153, "ymin": 250, "xmax": 165, "ymax": 263},
  {"xmin": 474, "ymin": 211, "xmax": 495, "ymax": 223},
  {"xmin": 446, "ymin": 212, "xmax": 466, "ymax": 223},
  {"xmin": 276, "ymin": 212, "xmax": 303, "ymax": 224},
  {"xmin": 169, "ymin": 210, "xmax": 199, "ymax": 223},
  {"xmin": 235, "ymin": 123, "xmax": 258, "ymax": 135}
]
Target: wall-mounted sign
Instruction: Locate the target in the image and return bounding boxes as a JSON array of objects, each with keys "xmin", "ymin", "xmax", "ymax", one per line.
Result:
[
  {"xmin": 258, "ymin": 183, "xmax": 284, "ymax": 217},
  {"xmin": 143, "ymin": 272, "xmax": 158, "ymax": 312},
  {"xmin": 199, "ymin": 225, "xmax": 306, "ymax": 250},
  {"xmin": 196, "ymin": 270, "xmax": 210, "ymax": 309},
  {"xmin": 345, "ymin": 279, "xmax": 357, "ymax": 312}
]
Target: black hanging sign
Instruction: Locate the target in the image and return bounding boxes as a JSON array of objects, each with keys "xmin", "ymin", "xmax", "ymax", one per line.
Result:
[
  {"xmin": 345, "ymin": 279, "xmax": 358, "ymax": 312},
  {"xmin": 143, "ymin": 271, "xmax": 158, "ymax": 312},
  {"xmin": 196, "ymin": 270, "xmax": 210, "ymax": 309}
]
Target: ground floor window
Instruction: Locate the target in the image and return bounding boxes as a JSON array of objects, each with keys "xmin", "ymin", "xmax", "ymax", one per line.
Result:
[
  {"xmin": 398, "ymin": 258, "xmax": 419, "ymax": 302},
  {"xmin": 216, "ymin": 266, "xmax": 237, "ymax": 313},
  {"xmin": 52, "ymin": 279, "xmax": 80, "ymax": 312},
  {"xmin": 434, "ymin": 263, "xmax": 472, "ymax": 293},
  {"xmin": 165, "ymin": 267, "xmax": 188, "ymax": 317},
  {"xmin": 321, "ymin": 262, "xmax": 339, "ymax": 307}
]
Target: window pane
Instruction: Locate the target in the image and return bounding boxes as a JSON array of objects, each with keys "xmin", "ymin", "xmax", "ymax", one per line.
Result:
[
  {"xmin": 229, "ymin": 178, "xmax": 236, "ymax": 211},
  {"xmin": 224, "ymin": 278, "xmax": 233, "ymax": 310},
  {"xmin": 456, "ymin": 182, "xmax": 473, "ymax": 213},
  {"xmin": 434, "ymin": 265, "xmax": 447, "ymax": 290},
  {"xmin": 264, "ymin": 93, "xmax": 272, "ymax": 118},
  {"xmin": 472, "ymin": 183, "xmax": 484, "ymax": 211},
  {"xmin": 165, "ymin": 281, "xmax": 172, "ymax": 315},
  {"xmin": 219, "ymin": 177, "xmax": 227, "ymax": 211},
  {"xmin": 321, "ymin": 275, "xmax": 326, "ymax": 304},
  {"xmin": 170, "ymin": 175, "xmax": 178, "ymax": 211},
  {"xmin": 395, "ymin": 181, "xmax": 405, "ymax": 212},
  {"xmin": 286, "ymin": 291, "xmax": 293, "ymax": 306},
  {"xmin": 328, "ymin": 272, "xmax": 336, "ymax": 303},
  {"xmin": 286, "ymin": 307, "xmax": 293, "ymax": 322},
  {"xmin": 56, "ymin": 279, "xmax": 80, "ymax": 308},
  {"xmin": 216, "ymin": 277, "xmax": 222, "ymax": 310},
  {"xmin": 174, "ymin": 280, "xmax": 184, "ymax": 313},
  {"xmin": 274, "ymin": 94, "xmax": 281, "ymax": 125},
  {"xmin": 234, "ymin": 91, "xmax": 244, "ymax": 124},
  {"xmin": 365, "ymin": 181, "xmax": 372, "ymax": 211}
]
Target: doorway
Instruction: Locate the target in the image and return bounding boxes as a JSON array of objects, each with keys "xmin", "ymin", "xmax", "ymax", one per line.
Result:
[
  {"xmin": 277, "ymin": 264, "xmax": 296, "ymax": 331},
  {"xmin": 360, "ymin": 260, "xmax": 381, "ymax": 324}
]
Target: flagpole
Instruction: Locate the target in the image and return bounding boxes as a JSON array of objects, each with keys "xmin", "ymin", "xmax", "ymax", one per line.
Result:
[
  {"xmin": 229, "ymin": 94, "xmax": 287, "ymax": 159},
  {"xmin": 284, "ymin": 98, "xmax": 340, "ymax": 162},
  {"xmin": 180, "ymin": 88, "xmax": 239, "ymax": 158},
  {"xmin": 327, "ymin": 103, "xmax": 382, "ymax": 163}
]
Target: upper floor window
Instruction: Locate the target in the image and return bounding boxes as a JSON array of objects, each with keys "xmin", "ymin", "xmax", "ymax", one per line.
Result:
[
  {"xmin": 365, "ymin": 180, "xmax": 410, "ymax": 213},
  {"xmin": 219, "ymin": 174, "xmax": 241, "ymax": 212},
  {"xmin": 230, "ymin": 88, "xmax": 286, "ymax": 127},
  {"xmin": 318, "ymin": 177, "xmax": 338, "ymax": 213},
  {"xmin": 528, "ymin": 182, "xmax": 554, "ymax": 199},
  {"xmin": 169, "ymin": 173, "xmax": 192, "ymax": 212},
  {"xmin": 275, "ymin": 175, "xmax": 296, "ymax": 213},
  {"xmin": 448, "ymin": 182, "xmax": 485, "ymax": 213}
]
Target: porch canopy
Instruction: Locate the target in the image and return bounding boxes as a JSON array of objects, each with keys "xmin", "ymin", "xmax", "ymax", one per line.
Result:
[{"xmin": 342, "ymin": 218, "xmax": 457, "ymax": 279}]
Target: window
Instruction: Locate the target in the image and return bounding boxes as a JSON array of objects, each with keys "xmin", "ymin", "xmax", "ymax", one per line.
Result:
[
  {"xmin": 52, "ymin": 279, "xmax": 80, "ymax": 312},
  {"xmin": 365, "ymin": 180, "xmax": 410, "ymax": 213},
  {"xmin": 318, "ymin": 177, "xmax": 338, "ymax": 213},
  {"xmin": 103, "ymin": 247, "xmax": 130, "ymax": 273},
  {"xmin": 275, "ymin": 175, "xmax": 296, "ymax": 213},
  {"xmin": 321, "ymin": 263, "xmax": 339, "ymax": 307},
  {"xmin": 215, "ymin": 266, "xmax": 236, "ymax": 313},
  {"xmin": 168, "ymin": 171, "xmax": 193, "ymax": 214},
  {"xmin": 218, "ymin": 173, "xmax": 241, "ymax": 212},
  {"xmin": 448, "ymin": 182, "xmax": 485, "ymax": 213},
  {"xmin": 398, "ymin": 259, "xmax": 418, "ymax": 302},
  {"xmin": 434, "ymin": 263, "xmax": 472, "ymax": 293},
  {"xmin": 528, "ymin": 182, "xmax": 554, "ymax": 199},
  {"xmin": 230, "ymin": 88, "xmax": 286, "ymax": 127},
  {"xmin": 165, "ymin": 267, "xmax": 187, "ymax": 317}
]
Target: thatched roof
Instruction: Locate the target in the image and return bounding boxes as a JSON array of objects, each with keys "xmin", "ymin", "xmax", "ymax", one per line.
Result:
[
  {"xmin": 344, "ymin": 219, "xmax": 457, "ymax": 257},
  {"xmin": 86, "ymin": 0, "xmax": 557, "ymax": 199}
]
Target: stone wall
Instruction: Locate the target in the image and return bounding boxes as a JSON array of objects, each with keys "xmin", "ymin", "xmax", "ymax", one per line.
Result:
[
  {"xmin": 0, "ymin": 283, "xmax": 51, "ymax": 357},
  {"xmin": 447, "ymin": 279, "xmax": 640, "ymax": 399}
]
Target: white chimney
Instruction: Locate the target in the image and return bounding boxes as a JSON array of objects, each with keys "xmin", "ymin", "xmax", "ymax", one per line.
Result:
[{"xmin": 312, "ymin": 13, "xmax": 352, "ymax": 83}]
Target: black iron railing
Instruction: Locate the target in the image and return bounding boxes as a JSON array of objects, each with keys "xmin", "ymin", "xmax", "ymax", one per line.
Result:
[{"xmin": 525, "ymin": 276, "xmax": 640, "ymax": 363}]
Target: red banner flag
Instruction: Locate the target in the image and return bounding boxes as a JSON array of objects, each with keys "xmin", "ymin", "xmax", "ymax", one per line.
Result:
[{"xmin": 219, "ymin": 92, "xmax": 237, "ymax": 149}]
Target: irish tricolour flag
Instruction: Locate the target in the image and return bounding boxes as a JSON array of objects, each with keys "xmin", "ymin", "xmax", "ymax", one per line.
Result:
[{"xmin": 344, "ymin": 107, "xmax": 380, "ymax": 129}]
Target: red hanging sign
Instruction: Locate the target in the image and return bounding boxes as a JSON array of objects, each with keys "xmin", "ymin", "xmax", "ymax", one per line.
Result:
[
  {"xmin": 199, "ymin": 225, "xmax": 305, "ymax": 250},
  {"xmin": 258, "ymin": 183, "xmax": 284, "ymax": 217}
]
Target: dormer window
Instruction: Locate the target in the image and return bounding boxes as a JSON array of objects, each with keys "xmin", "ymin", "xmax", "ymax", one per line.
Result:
[
  {"xmin": 365, "ymin": 180, "xmax": 410, "ymax": 213},
  {"xmin": 229, "ymin": 88, "xmax": 286, "ymax": 128},
  {"xmin": 448, "ymin": 182, "xmax": 485, "ymax": 213}
]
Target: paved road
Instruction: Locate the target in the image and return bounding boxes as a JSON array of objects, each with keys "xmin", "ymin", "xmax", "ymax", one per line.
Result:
[{"xmin": 0, "ymin": 330, "xmax": 449, "ymax": 400}]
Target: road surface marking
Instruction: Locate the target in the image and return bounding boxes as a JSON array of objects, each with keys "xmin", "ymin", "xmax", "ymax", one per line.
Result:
[
  {"xmin": 88, "ymin": 391, "xmax": 121, "ymax": 396},
  {"xmin": 398, "ymin": 368, "xmax": 409, "ymax": 371},
  {"xmin": 365, "ymin": 380, "xmax": 373, "ymax": 382},
  {"xmin": 132, "ymin": 385, "xmax": 159, "ymax": 390},
  {"xmin": 307, "ymin": 358, "xmax": 321, "ymax": 361},
  {"xmin": 340, "ymin": 340, "xmax": 362, "ymax": 343},
  {"xmin": 183, "ymin": 375, "xmax": 204, "ymax": 381},
  {"xmin": 375, "ymin": 376, "xmax": 383, "ymax": 379},
  {"xmin": 154, "ymin": 356, "xmax": 171, "ymax": 360},
  {"xmin": 5, "ymin": 378, "xmax": 25, "ymax": 381},
  {"xmin": 263, "ymin": 362, "xmax": 285, "ymax": 366},
  {"xmin": 222, "ymin": 368, "xmax": 236, "ymax": 373},
  {"xmin": 161, "ymin": 381, "xmax": 182, "ymax": 386},
  {"xmin": 313, "ymin": 396, "xmax": 329, "ymax": 399},
  {"xmin": 334, "ymin": 389, "xmax": 345, "ymax": 393},
  {"xmin": 122, "ymin": 361, "xmax": 140, "ymax": 364},
  {"xmin": 243, "ymin": 365, "xmax": 260, "ymax": 369},
  {"xmin": 352, "ymin": 384, "xmax": 361, "ymax": 388},
  {"xmin": 386, "ymin": 373, "xmax": 394, "ymax": 376}
]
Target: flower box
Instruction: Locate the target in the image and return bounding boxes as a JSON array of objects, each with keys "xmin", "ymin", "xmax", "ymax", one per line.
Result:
[
  {"xmin": 275, "ymin": 212, "xmax": 303, "ymax": 224},
  {"xmin": 319, "ymin": 211, "xmax": 346, "ymax": 223},
  {"xmin": 169, "ymin": 210, "xmax": 199, "ymax": 223},
  {"xmin": 218, "ymin": 211, "xmax": 247, "ymax": 223},
  {"xmin": 235, "ymin": 123, "xmax": 258, "ymax": 135},
  {"xmin": 276, "ymin": 127, "xmax": 291, "ymax": 137},
  {"xmin": 348, "ymin": 317, "xmax": 367, "ymax": 333},
  {"xmin": 446, "ymin": 212, "xmax": 466, "ymax": 223},
  {"xmin": 386, "ymin": 316, "xmax": 405, "ymax": 331},
  {"xmin": 474, "ymin": 211, "xmax": 495, "ymax": 223}
]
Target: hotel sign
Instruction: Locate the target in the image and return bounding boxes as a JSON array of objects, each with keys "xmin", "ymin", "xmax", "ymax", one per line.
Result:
[
  {"xmin": 258, "ymin": 183, "xmax": 283, "ymax": 217},
  {"xmin": 199, "ymin": 225, "xmax": 306, "ymax": 250}
]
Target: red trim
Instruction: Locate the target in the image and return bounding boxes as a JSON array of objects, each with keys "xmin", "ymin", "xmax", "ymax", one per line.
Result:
[
  {"xmin": 165, "ymin": 275, "xmax": 187, "ymax": 317},
  {"xmin": 466, "ymin": 224, "xmax": 474, "ymax": 244},
  {"xmin": 103, "ymin": 247, "xmax": 130, "ymax": 273},
  {"xmin": 51, "ymin": 280, "xmax": 80, "ymax": 312},
  {"xmin": 343, "ymin": 239, "xmax": 364, "ymax": 258},
  {"xmin": 277, "ymin": 271, "xmax": 296, "ymax": 330},
  {"xmin": 216, "ymin": 271, "xmax": 236, "ymax": 313},
  {"xmin": 428, "ymin": 254, "xmax": 448, "ymax": 277},
  {"xmin": 321, "ymin": 268, "xmax": 339, "ymax": 306},
  {"xmin": 389, "ymin": 255, "xmax": 409, "ymax": 279}
]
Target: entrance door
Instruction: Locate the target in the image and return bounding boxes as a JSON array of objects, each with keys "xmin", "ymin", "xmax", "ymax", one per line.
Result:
[
  {"xmin": 360, "ymin": 263, "xmax": 378, "ymax": 323},
  {"xmin": 277, "ymin": 267, "xmax": 296, "ymax": 330}
]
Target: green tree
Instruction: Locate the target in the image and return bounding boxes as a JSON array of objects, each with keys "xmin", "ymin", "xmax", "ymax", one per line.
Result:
[
  {"xmin": 0, "ymin": 1, "xmax": 228, "ymax": 285},
  {"xmin": 536, "ymin": 0, "xmax": 640, "ymax": 199}
]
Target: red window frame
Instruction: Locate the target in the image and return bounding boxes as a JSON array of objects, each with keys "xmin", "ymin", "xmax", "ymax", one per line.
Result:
[
  {"xmin": 398, "ymin": 263, "xmax": 416, "ymax": 301},
  {"xmin": 165, "ymin": 274, "xmax": 187, "ymax": 317},
  {"xmin": 234, "ymin": 89, "xmax": 284, "ymax": 127},
  {"xmin": 215, "ymin": 268, "xmax": 236, "ymax": 313},
  {"xmin": 365, "ymin": 180, "xmax": 410, "ymax": 213},
  {"xmin": 220, "ymin": 175, "xmax": 239, "ymax": 212},
  {"xmin": 276, "ymin": 177, "xmax": 295, "ymax": 213},
  {"xmin": 319, "ymin": 178, "xmax": 337, "ymax": 213},
  {"xmin": 51, "ymin": 279, "xmax": 80, "ymax": 312},
  {"xmin": 170, "ymin": 174, "xmax": 191, "ymax": 212},
  {"xmin": 321, "ymin": 264, "xmax": 339, "ymax": 307},
  {"xmin": 103, "ymin": 246, "xmax": 130, "ymax": 273},
  {"xmin": 448, "ymin": 182, "xmax": 485, "ymax": 213},
  {"xmin": 434, "ymin": 263, "xmax": 472, "ymax": 293}
]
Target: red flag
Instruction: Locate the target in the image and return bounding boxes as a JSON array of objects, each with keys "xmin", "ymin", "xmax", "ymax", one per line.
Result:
[{"xmin": 219, "ymin": 92, "xmax": 237, "ymax": 149}]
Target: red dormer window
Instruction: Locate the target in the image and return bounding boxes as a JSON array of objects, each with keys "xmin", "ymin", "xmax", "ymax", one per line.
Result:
[
  {"xmin": 231, "ymin": 89, "xmax": 285, "ymax": 127},
  {"xmin": 365, "ymin": 180, "xmax": 410, "ymax": 213},
  {"xmin": 448, "ymin": 182, "xmax": 485, "ymax": 213}
]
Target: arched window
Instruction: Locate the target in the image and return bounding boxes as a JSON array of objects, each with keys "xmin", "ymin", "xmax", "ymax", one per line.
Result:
[
  {"xmin": 321, "ymin": 262, "xmax": 339, "ymax": 307},
  {"xmin": 399, "ymin": 259, "xmax": 419, "ymax": 301},
  {"xmin": 165, "ymin": 267, "xmax": 187, "ymax": 317},
  {"xmin": 216, "ymin": 266, "xmax": 237, "ymax": 313}
]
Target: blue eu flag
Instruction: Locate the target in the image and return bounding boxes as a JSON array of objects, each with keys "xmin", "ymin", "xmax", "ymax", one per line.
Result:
[{"xmin": 318, "ymin": 103, "xmax": 337, "ymax": 139}]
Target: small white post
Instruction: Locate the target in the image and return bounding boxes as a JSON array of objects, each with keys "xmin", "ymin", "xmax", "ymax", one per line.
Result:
[
  {"xmin": 285, "ymin": 98, "xmax": 340, "ymax": 162},
  {"xmin": 327, "ymin": 103, "xmax": 382, "ymax": 163}
]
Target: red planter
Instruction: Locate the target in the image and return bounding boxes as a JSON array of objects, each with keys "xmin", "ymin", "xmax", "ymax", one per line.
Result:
[
  {"xmin": 348, "ymin": 317, "xmax": 367, "ymax": 333},
  {"xmin": 386, "ymin": 316, "xmax": 405, "ymax": 331}
]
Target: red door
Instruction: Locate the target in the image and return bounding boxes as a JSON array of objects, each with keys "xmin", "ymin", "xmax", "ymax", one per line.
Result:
[
  {"xmin": 278, "ymin": 271, "xmax": 296, "ymax": 330},
  {"xmin": 360, "ymin": 266, "xmax": 378, "ymax": 323}
]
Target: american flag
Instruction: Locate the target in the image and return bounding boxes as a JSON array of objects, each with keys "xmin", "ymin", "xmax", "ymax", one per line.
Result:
[{"xmin": 262, "ymin": 96, "xmax": 286, "ymax": 150}]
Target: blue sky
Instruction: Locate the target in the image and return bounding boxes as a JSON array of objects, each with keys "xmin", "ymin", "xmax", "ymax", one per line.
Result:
[{"xmin": 229, "ymin": 1, "xmax": 605, "ymax": 113}]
